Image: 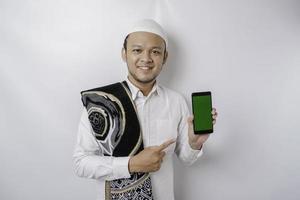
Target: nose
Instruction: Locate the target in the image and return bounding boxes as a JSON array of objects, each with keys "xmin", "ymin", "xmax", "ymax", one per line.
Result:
[{"xmin": 140, "ymin": 51, "xmax": 153, "ymax": 63}]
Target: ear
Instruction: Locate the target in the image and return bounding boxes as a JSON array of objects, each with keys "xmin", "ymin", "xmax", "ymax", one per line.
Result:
[
  {"xmin": 121, "ymin": 48, "xmax": 127, "ymax": 62},
  {"xmin": 162, "ymin": 51, "xmax": 168, "ymax": 65}
]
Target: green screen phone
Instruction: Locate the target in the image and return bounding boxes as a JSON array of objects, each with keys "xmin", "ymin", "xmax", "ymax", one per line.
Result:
[{"xmin": 192, "ymin": 92, "xmax": 213, "ymax": 134}]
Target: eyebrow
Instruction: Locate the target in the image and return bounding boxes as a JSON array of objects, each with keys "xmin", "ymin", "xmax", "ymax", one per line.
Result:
[{"xmin": 130, "ymin": 45, "xmax": 163, "ymax": 49}]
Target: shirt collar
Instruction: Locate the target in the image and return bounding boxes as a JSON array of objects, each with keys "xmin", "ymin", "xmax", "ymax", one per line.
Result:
[{"xmin": 125, "ymin": 77, "xmax": 161, "ymax": 100}]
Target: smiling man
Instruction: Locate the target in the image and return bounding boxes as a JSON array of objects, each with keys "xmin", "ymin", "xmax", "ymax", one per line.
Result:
[
  {"xmin": 122, "ymin": 31, "xmax": 167, "ymax": 94},
  {"xmin": 73, "ymin": 19, "xmax": 218, "ymax": 200}
]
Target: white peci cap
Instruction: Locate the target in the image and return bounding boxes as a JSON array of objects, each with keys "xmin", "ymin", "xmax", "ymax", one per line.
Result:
[{"xmin": 125, "ymin": 19, "xmax": 168, "ymax": 48}]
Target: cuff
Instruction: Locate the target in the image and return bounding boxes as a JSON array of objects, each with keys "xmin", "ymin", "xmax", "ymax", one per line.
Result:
[
  {"xmin": 112, "ymin": 157, "xmax": 131, "ymax": 179},
  {"xmin": 185, "ymin": 142, "xmax": 203, "ymax": 159}
]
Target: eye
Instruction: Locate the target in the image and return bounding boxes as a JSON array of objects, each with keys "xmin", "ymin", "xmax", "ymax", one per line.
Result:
[
  {"xmin": 132, "ymin": 49, "xmax": 142, "ymax": 53},
  {"xmin": 152, "ymin": 50, "xmax": 162, "ymax": 55}
]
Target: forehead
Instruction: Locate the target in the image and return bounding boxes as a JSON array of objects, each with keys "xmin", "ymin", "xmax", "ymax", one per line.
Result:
[{"xmin": 127, "ymin": 32, "xmax": 165, "ymax": 49}]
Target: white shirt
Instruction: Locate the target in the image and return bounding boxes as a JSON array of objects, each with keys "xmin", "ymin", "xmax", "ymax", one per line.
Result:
[{"xmin": 73, "ymin": 79, "xmax": 203, "ymax": 200}]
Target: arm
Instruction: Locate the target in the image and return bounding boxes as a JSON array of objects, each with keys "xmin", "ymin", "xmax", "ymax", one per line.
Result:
[
  {"xmin": 175, "ymin": 97, "xmax": 218, "ymax": 165},
  {"xmin": 73, "ymin": 109, "xmax": 131, "ymax": 181},
  {"xmin": 128, "ymin": 139, "xmax": 175, "ymax": 173},
  {"xmin": 175, "ymin": 96, "xmax": 203, "ymax": 165}
]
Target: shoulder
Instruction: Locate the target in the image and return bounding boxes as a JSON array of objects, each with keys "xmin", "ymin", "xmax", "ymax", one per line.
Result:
[{"xmin": 81, "ymin": 82, "xmax": 122, "ymax": 95}]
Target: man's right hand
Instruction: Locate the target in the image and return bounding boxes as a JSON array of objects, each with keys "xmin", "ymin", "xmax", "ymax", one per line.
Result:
[{"xmin": 128, "ymin": 139, "xmax": 176, "ymax": 173}]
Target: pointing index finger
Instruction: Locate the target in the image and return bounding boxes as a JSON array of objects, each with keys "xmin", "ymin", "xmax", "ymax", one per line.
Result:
[{"xmin": 157, "ymin": 138, "xmax": 176, "ymax": 152}]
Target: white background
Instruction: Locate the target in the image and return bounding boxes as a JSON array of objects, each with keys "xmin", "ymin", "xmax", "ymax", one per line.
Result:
[{"xmin": 1, "ymin": 0, "xmax": 299, "ymax": 199}]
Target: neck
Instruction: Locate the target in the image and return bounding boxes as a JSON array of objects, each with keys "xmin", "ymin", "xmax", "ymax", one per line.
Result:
[{"xmin": 128, "ymin": 76, "xmax": 155, "ymax": 96}]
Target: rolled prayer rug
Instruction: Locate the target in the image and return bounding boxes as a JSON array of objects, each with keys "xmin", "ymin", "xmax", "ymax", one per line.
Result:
[{"xmin": 81, "ymin": 81, "xmax": 153, "ymax": 200}]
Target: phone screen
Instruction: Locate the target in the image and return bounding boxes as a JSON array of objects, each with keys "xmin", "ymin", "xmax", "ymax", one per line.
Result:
[{"xmin": 192, "ymin": 92, "xmax": 213, "ymax": 134}]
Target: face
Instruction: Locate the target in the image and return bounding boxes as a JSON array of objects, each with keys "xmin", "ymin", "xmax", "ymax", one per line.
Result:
[{"xmin": 122, "ymin": 31, "xmax": 168, "ymax": 85}]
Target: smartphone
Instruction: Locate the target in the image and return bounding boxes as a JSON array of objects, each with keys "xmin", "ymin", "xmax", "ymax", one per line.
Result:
[{"xmin": 192, "ymin": 92, "xmax": 213, "ymax": 134}]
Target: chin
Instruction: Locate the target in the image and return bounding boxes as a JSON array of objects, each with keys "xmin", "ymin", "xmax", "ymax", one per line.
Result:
[{"xmin": 136, "ymin": 77, "xmax": 156, "ymax": 84}]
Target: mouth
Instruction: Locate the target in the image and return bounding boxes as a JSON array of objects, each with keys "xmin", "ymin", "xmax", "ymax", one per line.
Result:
[{"xmin": 137, "ymin": 66, "xmax": 153, "ymax": 70}]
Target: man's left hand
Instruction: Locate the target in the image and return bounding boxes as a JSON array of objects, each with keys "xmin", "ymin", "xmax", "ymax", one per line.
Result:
[{"xmin": 188, "ymin": 108, "xmax": 218, "ymax": 150}]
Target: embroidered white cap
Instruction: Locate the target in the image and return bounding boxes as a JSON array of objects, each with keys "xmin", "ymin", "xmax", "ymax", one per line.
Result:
[{"xmin": 125, "ymin": 19, "xmax": 168, "ymax": 48}]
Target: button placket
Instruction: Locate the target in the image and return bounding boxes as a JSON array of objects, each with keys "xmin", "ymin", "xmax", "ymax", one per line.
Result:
[{"xmin": 143, "ymin": 98, "xmax": 150, "ymax": 146}]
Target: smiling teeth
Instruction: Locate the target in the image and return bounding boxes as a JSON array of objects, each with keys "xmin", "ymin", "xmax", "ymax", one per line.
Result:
[{"xmin": 139, "ymin": 66, "xmax": 150, "ymax": 70}]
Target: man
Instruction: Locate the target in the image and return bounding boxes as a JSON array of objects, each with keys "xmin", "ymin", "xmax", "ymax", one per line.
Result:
[{"xmin": 73, "ymin": 19, "xmax": 218, "ymax": 200}]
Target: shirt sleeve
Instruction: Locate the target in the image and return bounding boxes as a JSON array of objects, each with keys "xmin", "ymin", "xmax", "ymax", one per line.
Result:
[
  {"xmin": 73, "ymin": 108, "xmax": 131, "ymax": 181},
  {"xmin": 175, "ymin": 95, "xmax": 203, "ymax": 165}
]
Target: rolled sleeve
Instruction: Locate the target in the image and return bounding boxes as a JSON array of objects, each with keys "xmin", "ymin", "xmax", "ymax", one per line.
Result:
[{"xmin": 181, "ymin": 141, "xmax": 203, "ymax": 161}]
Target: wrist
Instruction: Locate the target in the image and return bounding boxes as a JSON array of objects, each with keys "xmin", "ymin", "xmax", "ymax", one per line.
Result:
[
  {"xmin": 128, "ymin": 156, "xmax": 138, "ymax": 173},
  {"xmin": 189, "ymin": 140, "xmax": 203, "ymax": 150},
  {"xmin": 197, "ymin": 144, "xmax": 203, "ymax": 151},
  {"xmin": 191, "ymin": 145, "xmax": 202, "ymax": 150}
]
